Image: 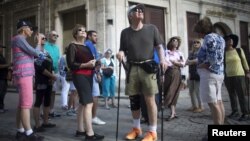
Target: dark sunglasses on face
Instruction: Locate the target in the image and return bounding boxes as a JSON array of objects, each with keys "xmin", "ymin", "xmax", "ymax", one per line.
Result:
[
  {"xmin": 171, "ymin": 39, "xmax": 178, "ymax": 42},
  {"xmin": 41, "ymin": 37, "xmax": 47, "ymax": 40},
  {"xmin": 78, "ymin": 29, "xmax": 86, "ymax": 32},
  {"xmin": 52, "ymin": 34, "xmax": 59, "ymax": 38},
  {"xmin": 193, "ymin": 41, "xmax": 200, "ymax": 44},
  {"xmin": 132, "ymin": 8, "xmax": 144, "ymax": 13}
]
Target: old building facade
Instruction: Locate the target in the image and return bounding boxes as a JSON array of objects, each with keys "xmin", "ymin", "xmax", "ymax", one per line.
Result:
[{"xmin": 0, "ymin": 0, "xmax": 250, "ymax": 77}]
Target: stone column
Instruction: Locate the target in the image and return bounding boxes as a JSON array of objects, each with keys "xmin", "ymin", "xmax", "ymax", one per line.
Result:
[
  {"xmin": 96, "ymin": 0, "xmax": 106, "ymax": 53},
  {"xmin": 106, "ymin": 0, "xmax": 115, "ymax": 53}
]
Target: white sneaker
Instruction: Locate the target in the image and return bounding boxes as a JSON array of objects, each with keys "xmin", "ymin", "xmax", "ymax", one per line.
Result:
[{"xmin": 92, "ymin": 117, "xmax": 106, "ymax": 125}]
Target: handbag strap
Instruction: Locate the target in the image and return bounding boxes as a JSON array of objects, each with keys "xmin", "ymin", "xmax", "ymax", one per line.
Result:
[{"xmin": 236, "ymin": 48, "xmax": 248, "ymax": 73}]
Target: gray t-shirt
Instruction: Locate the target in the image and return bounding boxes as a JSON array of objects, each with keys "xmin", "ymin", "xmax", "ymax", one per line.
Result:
[{"xmin": 119, "ymin": 24, "xmax": 163, "ymax": 62}]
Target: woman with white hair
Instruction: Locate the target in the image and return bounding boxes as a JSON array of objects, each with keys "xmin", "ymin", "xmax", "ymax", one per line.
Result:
[{"xmin": 101, "ymin": 48, "xmax": 116, "ymax": 109}]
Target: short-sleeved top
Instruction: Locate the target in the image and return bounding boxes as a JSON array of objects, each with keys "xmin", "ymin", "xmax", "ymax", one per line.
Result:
[
  {"xmin": 119, "ymin": 24, "xmax": 163, "ymax": 62},
  {"xmin": 85, "ymin": 40, "xmax": 99, "ymax": 59},
  {"xmin": 197, "ymin": 33, "xmax": 225, "ymax": 75},
  {"xmin": 44, "ymin": 42, "xmax": 60, "ymax": 73},
  {"xmin": 164, "ymin": 50, "xmax": 185, "ymax": 67},
  {"xmin": 101, "ymin": 57, "xmax": 115, "ymax": 77}
]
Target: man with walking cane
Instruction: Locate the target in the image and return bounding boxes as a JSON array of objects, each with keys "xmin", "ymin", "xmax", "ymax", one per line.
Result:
[{"xmin": 116, "ymin": 3, "xmax": 167, "ymax": 141}]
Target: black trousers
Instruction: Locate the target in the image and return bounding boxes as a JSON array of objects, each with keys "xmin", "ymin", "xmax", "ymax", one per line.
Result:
[
  {"xmin": 0, "ymin": 79, "xmax": 7, "ymax": 109},
  {"xmin": 224, "ymin": 76, "xmax": 248, "ymax": 114}
]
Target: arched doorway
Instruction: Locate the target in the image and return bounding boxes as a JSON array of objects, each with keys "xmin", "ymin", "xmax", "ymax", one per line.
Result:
[{"xmin": 214, "ymin": 22, "xmax": 232, "ymax": 36}]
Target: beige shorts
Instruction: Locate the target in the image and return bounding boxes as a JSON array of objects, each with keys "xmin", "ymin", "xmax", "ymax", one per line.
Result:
[
  {"xmin": 125, "ymin": 66, "xmax": 158, "ymax": 96},
  {"xmin": 197, "ymin": 68, "xmax": 224, "ymax": 104}
]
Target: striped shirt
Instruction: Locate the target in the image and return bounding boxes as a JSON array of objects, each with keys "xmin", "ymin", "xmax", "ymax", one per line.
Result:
[{"xmin": 11, "ymin": 35, "xmax": 45, "ymax": 78}]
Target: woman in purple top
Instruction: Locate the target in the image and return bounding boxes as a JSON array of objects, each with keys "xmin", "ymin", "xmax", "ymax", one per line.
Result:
[{"xmin": 11, "ymin": 20, "xmax": 45, "ymax": 141}]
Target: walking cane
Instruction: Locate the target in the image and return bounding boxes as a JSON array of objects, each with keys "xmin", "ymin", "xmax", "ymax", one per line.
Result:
[
  {"xmin": 116, "ymin": 61, "xmax": 122, "ymax": 141},
  {"xmin": 160, "ymin": 66, "xmax": 165, "ymax": 141}
]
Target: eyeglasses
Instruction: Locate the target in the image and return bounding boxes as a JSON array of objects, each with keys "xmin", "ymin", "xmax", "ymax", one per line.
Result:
[
  {"xmin": 171, "ymin": 39, "xmax": 178, "ymax": 42},
  {"xmin": 193, "ymin": 41, "xmax": 200, "ymax": 44},
  {"xmin": 52, "ymin": 34, "xmax": 59, "ymax": 38},
  {"xmin": 41, "ymin": 37, "xmax": 47, "ymax": 40},
  {"xmin": 78, "ymin": 29, "xmax": 86, "ymax": 32},
  {"xmin": 132, "ymin": 8, "xmax": 144, "ymax": 13}
]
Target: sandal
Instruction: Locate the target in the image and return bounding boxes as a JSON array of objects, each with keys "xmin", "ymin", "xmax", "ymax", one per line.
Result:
[
  {"xmin": 165, "ymin": 115, "xmax": 178, "ymax": 121},
  {"xmin": 42, "ymin": 123, "xmax": 56, "ymax": 128}
]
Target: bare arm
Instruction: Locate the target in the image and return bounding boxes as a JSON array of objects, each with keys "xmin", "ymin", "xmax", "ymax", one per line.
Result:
[{"xmin": 185, "ymin": 58, "xmax": 198, "ymax": 65}]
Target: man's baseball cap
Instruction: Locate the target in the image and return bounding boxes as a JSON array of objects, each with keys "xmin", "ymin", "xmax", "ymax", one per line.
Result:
[
  {"xmin": 16, "ymin": 20, "xmax": 32, "ymax": 30},
  {"xmin": 127, "ymin": 4, "xmax": 145, "ymax": 16},
  {"xmin": 0, "ymin": 45, "xmax": 6, "ymax": 48}
]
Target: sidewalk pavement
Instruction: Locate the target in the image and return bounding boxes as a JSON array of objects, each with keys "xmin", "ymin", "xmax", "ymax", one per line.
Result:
[{"xmin": 0, "ymin": 83, "xmax": 249, "ymax": 141}]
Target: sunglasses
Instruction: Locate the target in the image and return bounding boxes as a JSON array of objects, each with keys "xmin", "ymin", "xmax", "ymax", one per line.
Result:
[
  {"xmin": 193, "ymin": 41, "xmax": 200, "ymax": 44},
  {"xmin": 132, "ymin": 8, "xmax": 144, "ymax": 13},
  {"xmin": 78, "ymin": 29, "xmax": 86, "ymax": 32},
  {"xmin": 171, "ymin": 39, "xmax": 178, "ymax": 42},
  {"xmin": 41, "ymin": 37, "xmax": 47, "ymax": 40},
  {"xmin": 52, "ymin": 34, "xmax": 59, "ymax": 38}
]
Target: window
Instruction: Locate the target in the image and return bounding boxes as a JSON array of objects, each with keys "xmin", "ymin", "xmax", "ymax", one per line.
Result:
[
  {"xmin": 144, "ymin": 6, "xmax": 165, "ymax": 42},
  {"xmin": 186, "ymin": 12, "xmax": 200, "ymax": 51},
  {"xmin": 62, "ymin": 7, "xmax": 86, "ymax": 50},
  {"xmin": 240, "ymin": 21, "xmax": 249, "ymax": 64}
]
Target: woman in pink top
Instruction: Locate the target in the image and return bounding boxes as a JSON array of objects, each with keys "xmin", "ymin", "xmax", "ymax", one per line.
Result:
[
  {"xmin": 11, "ymin": 20, "xmax": 45, "ymax": 141},
  {"xmin": 164, "ymin": 36, "xmax": 185, "ymax": 121}
]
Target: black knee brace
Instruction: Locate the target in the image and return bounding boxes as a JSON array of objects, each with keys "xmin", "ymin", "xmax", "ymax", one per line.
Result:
[{"xmin": 129, "ymin": 95, "xmax": 141, "ymax": 111}]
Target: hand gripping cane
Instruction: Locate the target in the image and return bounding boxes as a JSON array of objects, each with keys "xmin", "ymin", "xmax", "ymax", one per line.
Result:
[
  {"xmin": 116, "ymin": 61, "xmax": 122, "ymax": 141},
  {"xmin": 160, "ymin": 66, "xmax": 165, "ymax": 141}
]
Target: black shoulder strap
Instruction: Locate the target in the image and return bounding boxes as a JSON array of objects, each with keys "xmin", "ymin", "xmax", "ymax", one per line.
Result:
[
  {"xmin": 236, "ymin": 48, "xmax": 246, "ymax": 71},
  {"xmin": 236, "ymin": 48, "xmax": 242, "ymax": 59},
  {"xmin": 109, "ymin": 59, "xmax": 114, "ymax": 66}
]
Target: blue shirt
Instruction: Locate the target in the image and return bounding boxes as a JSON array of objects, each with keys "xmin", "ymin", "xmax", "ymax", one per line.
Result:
[
  {"xmin": 197, "ymin": 33, "xmax": 225, "ymax": 75},
  {"xmin": 85, "ymin": 40, "xmax": 98, "ymax": 59},
  {"xmin": 58, "ymin": 55, "xmax": 67, "ymax": 77},
  {"xmin": 153, "ymin": 49, "xmax": 159, "ymax": 64},
  {"xmin": 44, "ymin": 42, "xmax": 60, "ymax": 73}
]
